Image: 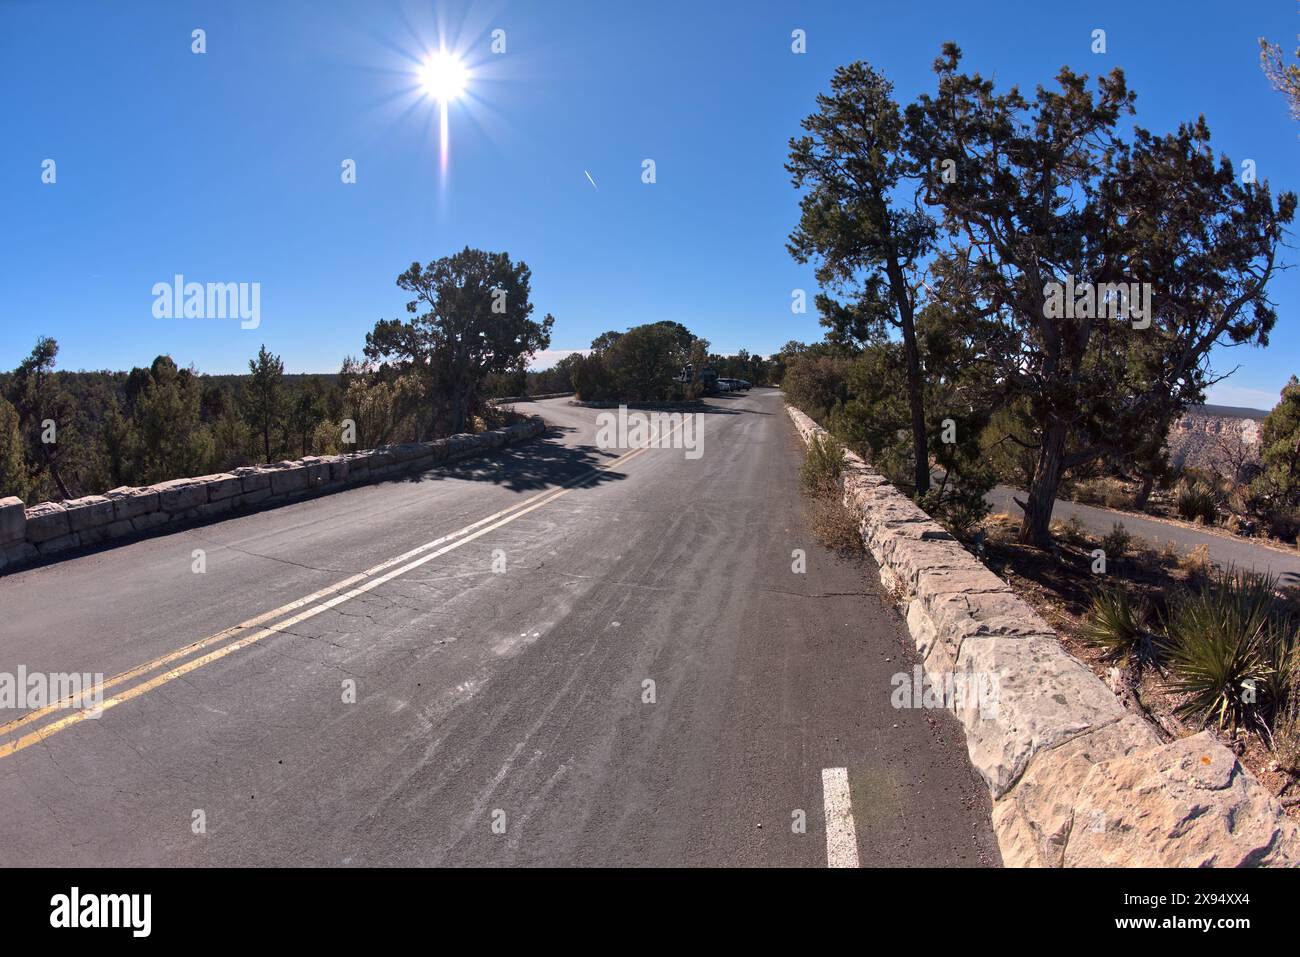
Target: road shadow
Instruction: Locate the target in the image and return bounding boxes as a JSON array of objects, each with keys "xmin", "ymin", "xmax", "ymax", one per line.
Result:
[
  {"xmin": 403, "ymin": 426, "xmax": 629, "ymax": 493},
  {"xmin": 1, "ymin": 430, "xmax": 628, "ymax": 577},
  {"xmin": 700, "ymin": 395, "xmax": 771, "ymax": 414}
]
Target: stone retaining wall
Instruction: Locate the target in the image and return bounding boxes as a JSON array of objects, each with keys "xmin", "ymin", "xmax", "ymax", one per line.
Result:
[
  {"xmin": 0, "ymin": 416, "xmax": 546, "ymax": 576},
  {"xmin": 491, "ymin": 391, "xmax": 575, "ymax": 403},
  {"xmin": 568, "ymin": 399, "xmax": 707, "ymax": 410},
  {"xmin": 786, "ymin": 403, "xmax": 1298, "ymax": 867}
]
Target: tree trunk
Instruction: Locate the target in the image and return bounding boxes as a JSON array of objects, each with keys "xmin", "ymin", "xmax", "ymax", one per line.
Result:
[
  {"xmin": 42, "ymin": 443, "xmax": 71, "ymax": 500},
  {"xmin": 1111, "ymin": 658, "xmax": 1175, "ymax": 744},
  {"xmin": 51, "ymin": 465, "xmax": 71, "ymax": 500},
  {"xmin": 900, "ymin": 317, "xmax": 929, "ymax": 496},
  {"xmin": 1019, "ymin": 419, "xmax": 1067, "ymax": 547},
  {"xmin": 35, "ymin": 436, "xmax": 72, "ymax": 501},
  {"xmin": 1135, "ymin": 472, "xmax": 1155, "ymax": 511},
  {"xmin": 452, "ymin": 389, "xmax": 467, "ymax": 435},
  {"xmin": 885, "ymin": 258, "xmax": 929, "ymax": 495}
]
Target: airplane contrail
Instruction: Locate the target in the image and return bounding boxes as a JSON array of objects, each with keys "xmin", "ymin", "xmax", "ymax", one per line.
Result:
[{"xmin": 584, "ymin": 170, "xmax": 598, "ymax": 189}]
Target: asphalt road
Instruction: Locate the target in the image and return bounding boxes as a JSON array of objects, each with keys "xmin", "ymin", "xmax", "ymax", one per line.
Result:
[
  {"xmin": 986, "ymin": 486, "xmax": 1300, "ymax": 583},
  {"xmin": 0, "ymin": 389, "xmax": 998, "ymax": 867}
]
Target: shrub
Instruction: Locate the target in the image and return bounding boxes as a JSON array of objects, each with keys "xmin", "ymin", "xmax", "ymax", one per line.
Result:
[
  {"xmin": 979, "ymin": 403, "xmax": 1038, "ymax": 490},
  {"xmin": 1053, "ymin": 514, "xmax": 1089, "ymax": 548},
  {"xmin": 925, "ymin": 422, "xmax": 996, "ymax": 538},
  {"xmin": 569, "ymin": 353, "xmax": 617, "ymax": 402},
  {"xmin": 1069, "ymin": 477, "xmax": 1102, "ymax": 506},
  {"xmin": 1162, "ymin": 568, "xmax": 1284, "ymax": 730},
  {"xmin": 476, "ymin": 403, "xmax": 518, "ymax": 432},
  {"xmin": 800, "ymin": 433, "xmax": 844, "ymax": 498},
  {"xmin": 1271, "ymin": 668, "xmax": 1300, "ymax": 774},
  {"xmin": 798, "ymin": 433, "xmax": 861, "ymax": 554},
  {"xmin": 1265, "ymin": 509, "xmax": 1300, "ymax": 542},
  {"xmin": 810, "ymin": 497, "xmax": 864, "ymax": 554},
  {"xmin": 604, "ymin": 324, "xmax": 687, "ymax": 401},
  {"xmin": 1175, "ymin": 479, "xmax": 1218, "ymax": 524},
  {"xmin": 1073, "ymin": 476, "xmax": 1131, "ymax": 510},
  {"xmin": 1101, "ymin": 522, "xmax": 1132, "ymax": 561},
  {"xmin": 1178, "ymin": 543, "xmax": 1211, "ymax": 578},
  {"xmin": 1263, "ymin": 626, "xmax": 1298, "ymax": 716},
  {"xmin": 309, "ymin": 419, "xmax": 340, "ymax": 455},
  {"xmin": 1104, "ymin": 484, "xmax": 1132, "ymax": 511},
  {"xmin": 919, "ymin": 483, "xmax": 989, "ymax": 540},
  {"xmin": 1081, "ymin": 586, "xmax": 1150, "ymax": 661},
  {"xmin": 782, "ymin": 354, "xmax": 851, "ymax": 422},
  {"xmin": 1227, "ymin": 483, "xmax": 1256, "ymax": 519}
]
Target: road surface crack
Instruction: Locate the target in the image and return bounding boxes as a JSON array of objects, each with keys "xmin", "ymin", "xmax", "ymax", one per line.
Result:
[
  {"xmin": 182, "ymin": 532, "xmax": 346, "ymax": 573},
  {"xmin": 758, "ymin": 587, "xmax": 877, "ymax": 599}
]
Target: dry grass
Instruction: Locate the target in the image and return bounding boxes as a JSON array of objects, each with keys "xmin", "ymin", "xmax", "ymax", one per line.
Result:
[
  {"xmin": 1273, "ymin": 687, "xmax": 1300, "ymax": 778},
  {"xmin": 1071, "ymin": 476, "xmax": 1133, "ymax": 511},
  {"xmin": 1179, "ymin": 543, "xmax": 1211, "ymax": 577},
  {"xmin": 810, "ymin": 495, "xmax": 865, "ymax": 555}
]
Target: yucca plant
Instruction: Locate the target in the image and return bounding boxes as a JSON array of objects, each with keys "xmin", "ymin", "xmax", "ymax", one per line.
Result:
[
  {"xmin": 1162, "ymin": 568, "xmax": 1282, "ymax": 730},
  {"xmin": 1081, "ymin": 585, "xmax": 1151, "ymax": 662},
  {"xmin": 1175, "ymin": 479, "xmax": 1218, "ymax": 524}
]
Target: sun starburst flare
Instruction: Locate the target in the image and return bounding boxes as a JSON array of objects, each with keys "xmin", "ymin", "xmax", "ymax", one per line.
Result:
[{"xmin": 418, "ymin": 50, "xmax": 470, "ymax": 174}]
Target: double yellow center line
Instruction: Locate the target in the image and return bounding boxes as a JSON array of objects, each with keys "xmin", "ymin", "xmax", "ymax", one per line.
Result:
[{"xmin": 0, "ymin": 430, "xmax": 680, "ymax": 759}]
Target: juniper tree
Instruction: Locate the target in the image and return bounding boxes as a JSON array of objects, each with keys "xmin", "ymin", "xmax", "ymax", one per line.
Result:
[
  {"xmin": 365, "ymin": 248, "xmax": 554, "ymax": 435},
  {"xmin": 1251, "ymin": 376, "xmax": 1300, "ymax": 512},
  {"xmin": 788, "ymin": 62, "xmax": 937, "ymax": 496},
  {"xmin": 907, "ymin": 44, "xmax": 1295, "ymax": 546}
]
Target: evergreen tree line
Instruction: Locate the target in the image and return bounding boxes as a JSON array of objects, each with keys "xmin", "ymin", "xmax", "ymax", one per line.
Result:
[
  {"xmin": 0, "ymin": 338, "xmax": 350, "ymax": 503},
  {"xmin": 0, "ymin": 247, "xmax": 562, "ymax": 504},
  {"xmin": 564, "ymin": 321, "xmax": 780, "ymax": 404}
]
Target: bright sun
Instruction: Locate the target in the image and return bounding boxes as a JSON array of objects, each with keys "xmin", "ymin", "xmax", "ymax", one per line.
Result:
[{"xmin": 419, "ymin": 51, "xmax": 468, "ymax": 102}]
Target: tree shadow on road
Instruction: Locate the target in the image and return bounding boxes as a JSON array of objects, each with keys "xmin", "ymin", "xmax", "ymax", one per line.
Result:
[
  {"xmin": 699, "ymin": 395, "xmax": 771, "ymax": 414},
  {"xmin": 403, "ymin": 426, "xmax": 630, "ymax": 493}
]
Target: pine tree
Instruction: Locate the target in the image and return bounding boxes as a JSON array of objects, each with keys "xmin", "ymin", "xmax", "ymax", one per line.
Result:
[
  {"xmin": 242, "ymin": 345, "xmax": 286, "ymax": 464},
  {"xmin": 0, "ymin": 396, "xmax": 28, "ymax": 501}
]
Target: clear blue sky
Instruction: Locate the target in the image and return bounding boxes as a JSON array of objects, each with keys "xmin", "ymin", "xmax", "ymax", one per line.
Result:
[{"xmin": 3, "ymin": 0, "xmax": 1299, "ymax": 409}]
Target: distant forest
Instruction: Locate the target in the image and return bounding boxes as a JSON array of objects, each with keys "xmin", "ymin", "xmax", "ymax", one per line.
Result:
[{"xmin": 0, "ymin": 338, "xmax": 572, "ymax": 505}]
